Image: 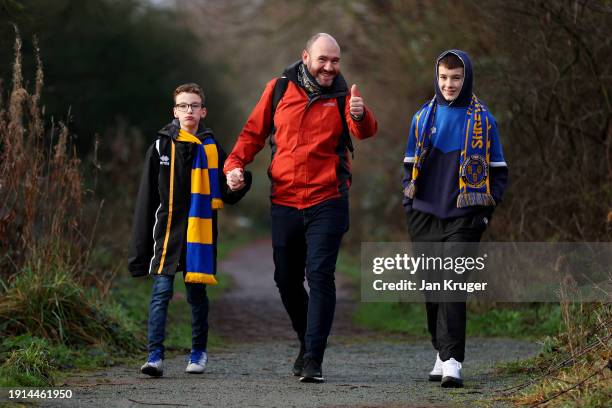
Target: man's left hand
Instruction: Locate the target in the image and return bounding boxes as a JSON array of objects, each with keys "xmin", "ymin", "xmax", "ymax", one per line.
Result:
[{"xmin": 349, "ymin": 84, "xmax": 364, "ymax": 120}]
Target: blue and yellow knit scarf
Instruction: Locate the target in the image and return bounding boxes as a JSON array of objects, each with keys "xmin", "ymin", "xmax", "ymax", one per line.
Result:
[
  {"xmin": 405, "ymin": 95, "xmax": 495, "ymax": 208},
  {"xmin": 176, "ymin": 129, "xmax": 223, "ymax": 285}
]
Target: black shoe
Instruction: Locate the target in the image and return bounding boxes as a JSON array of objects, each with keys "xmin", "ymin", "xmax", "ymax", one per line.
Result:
[
  {"xmin": 428, "ymin": 373, "xmax": 442, "ymax": 382},
  {"xmin": 299, "ymin": 358, "xmax": 324, "ymax": 383},
  {"xmin": 292, "ymin": 347, "xmax": 305, "ymax": 376}
]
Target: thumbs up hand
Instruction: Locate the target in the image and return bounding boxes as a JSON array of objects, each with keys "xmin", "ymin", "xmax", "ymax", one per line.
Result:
[{"xmin": 349, "ymin": 84, "xmax": 365, "ymax": 120}]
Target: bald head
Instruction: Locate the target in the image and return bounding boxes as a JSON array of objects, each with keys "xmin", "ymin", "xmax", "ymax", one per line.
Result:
[
  {"xmin": 302, "ymin": 33, "xmax": 341, "ymax": 87},
  {"xmin": 305, "ymin": 33, "xmax": 340, "ymax": 54}
]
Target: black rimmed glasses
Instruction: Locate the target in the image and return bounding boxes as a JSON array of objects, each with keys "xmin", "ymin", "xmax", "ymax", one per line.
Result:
[{"xmin": 175, "ymin": 103, "xmax": 204, "ymax": 112}]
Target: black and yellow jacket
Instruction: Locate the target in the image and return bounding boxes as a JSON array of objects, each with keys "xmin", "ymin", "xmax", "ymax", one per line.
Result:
[{"xmin": 128, "ymin": 120, "xmax": 251, "ymax": 277}]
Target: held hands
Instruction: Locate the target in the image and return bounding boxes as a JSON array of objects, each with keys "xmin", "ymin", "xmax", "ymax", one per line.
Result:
[
  {"xmin": 226, "ymin": 168, "xmax": 246, "ymax": 191},
  {"xmin": 226, "ymin": 88, "xmax": 364, "ymax": 191},
  {"xmin": 349, "ymin": 84, "xmax": 365, "ymax": 120}
]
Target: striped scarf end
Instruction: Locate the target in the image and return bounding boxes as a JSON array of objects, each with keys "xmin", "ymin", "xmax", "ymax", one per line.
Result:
[
  {"xmin": 404, "ymin": 181, "xmax": 417, "ymax": 199},
  {"xmin": 212, "ymin": 198, "xmax": 224, "ymax": 209},
  {"xmin": 457, "ymin": 192, "xmax": 496, "ymax": 208},
  {"xmin": 184, "ymin": 272, "xmax": 218, "ymax": 285}
]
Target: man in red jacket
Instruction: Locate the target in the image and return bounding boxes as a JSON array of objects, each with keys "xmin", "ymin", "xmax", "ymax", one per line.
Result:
[{"xmin": 224, "ymin": 33, "xmax": 377, "ymax": 382}]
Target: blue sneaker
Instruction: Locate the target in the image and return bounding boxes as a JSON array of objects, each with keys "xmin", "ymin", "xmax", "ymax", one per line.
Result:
[
  {"xmin": 185, "ymin": 349, "xmax": 207, "ymax": 374},
  {"xmin": 141, "ymin": 349, "xmax": 163, "ymax": 377}
]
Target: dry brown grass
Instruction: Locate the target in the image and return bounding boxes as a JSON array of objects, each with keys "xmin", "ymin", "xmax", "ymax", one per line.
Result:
[
  {"xmin": 499, "ymin": 301, "xmax": 611, "ymax": 407},
  {"xmin": 0, "ymin": 27, "xmax": 142, "ymax": 352},
  {"xmin": 0, "ymin": 27, "xmax": 87, "ymax": 282}
]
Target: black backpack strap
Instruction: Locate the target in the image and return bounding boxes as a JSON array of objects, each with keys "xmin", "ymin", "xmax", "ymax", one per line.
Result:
[
  {"xmin": 269, "ymin": 76, "xmax": 289, "ymax": 162},
  {"xmin": 271, "ymin": 76, "xmax": 354, "ymax": 158},
  {"xmin": 336, "ymin": 96, "xmax": 354, "ymax": 159},
  {"xmin": 271, "ymin": 76, "xmax": 289, "ymax": 122}
]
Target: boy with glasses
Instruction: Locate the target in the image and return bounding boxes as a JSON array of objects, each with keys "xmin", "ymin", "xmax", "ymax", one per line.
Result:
[{"xmin": 129, "ymin": 83, "xmax": 251, "ymax": 377}]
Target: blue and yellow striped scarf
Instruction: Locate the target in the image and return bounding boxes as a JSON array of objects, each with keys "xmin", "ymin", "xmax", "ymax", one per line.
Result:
[
  {"xmin": 405, "ymin": 95, "xmax": 496, "ymax": 208},
  {"xmin": 177, "ymin": 129, "xmax": 223, "ymax": 285}
]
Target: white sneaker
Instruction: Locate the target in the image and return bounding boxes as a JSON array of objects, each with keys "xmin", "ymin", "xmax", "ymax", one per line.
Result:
[
  {"xmin": 141, "ymin": 350, "xmax": 163, "ymax": 377},
  {"xmin": 428, "ymin": 353, "xmax": 443, "ymax": 381},
  {"xmin": 441, "ymin": 357, "xmax": 463, "ymax": 388},
  {"xmin": 186, "ymin": 350, "xmax": 208, "ymax": 374}
]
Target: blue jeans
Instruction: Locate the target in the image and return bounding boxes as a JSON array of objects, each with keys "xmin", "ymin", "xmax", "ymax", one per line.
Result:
[
  {"xmin": 147, "ymin": 274, "xmax": 209, "ymax": 357},
  {"xmin": 271, "ymin": 197, "xmax": 349, "ymax": 363}
]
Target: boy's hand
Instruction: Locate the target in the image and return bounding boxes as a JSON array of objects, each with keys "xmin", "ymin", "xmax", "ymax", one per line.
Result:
[
  {"xmin": 227, "ymin": 168, "xmax": 246, "ymax": 191},
  {"xmin": 349, "ymin": 84, "xmax": 364, "ymax": 120}
]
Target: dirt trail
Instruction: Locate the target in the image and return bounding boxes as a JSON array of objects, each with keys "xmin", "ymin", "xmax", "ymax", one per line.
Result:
[
  {"xmin": 210, "ymin": 239, "xmax": 362, "ymax": 342},
  {"xmin": 58, "ymin": 240, "xmax": 538, "ymax": 408}
]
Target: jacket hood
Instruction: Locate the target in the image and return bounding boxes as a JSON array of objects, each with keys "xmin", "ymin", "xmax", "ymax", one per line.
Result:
[
  {"xmin": 158, "ymin": 119, "xmax": 215, "ymax": 141},
  {"xmin": 434, "ymin": 49, "xmax": 473, "ymax": 107},
  {"xmin": 283, "ymin": 60, "xmax": 349, "ymax": 96}
]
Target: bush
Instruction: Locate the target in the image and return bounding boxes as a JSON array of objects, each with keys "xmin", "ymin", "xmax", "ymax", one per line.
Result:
[{"xmin": 0, "ymin": 260, "xmax": 143, "ymax": 352}]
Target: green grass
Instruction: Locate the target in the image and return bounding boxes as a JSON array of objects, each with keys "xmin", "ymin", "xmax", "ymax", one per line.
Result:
[
  {"xmin": 0, "ymin": 273, "xmax": 228, "ymax": 387},
  {"xmin": 0, "ymin": 335, "xmax": 126, "ymax": 387},
  {"xmin": 467, "ymin": 304, "xmax": 562, "ymax": 337},
  {"xmin": 351, "ymin": 302, "xmax": 563, "ymax": 338},
  {"xmin": 0, "ymin": 337, "xmax": 55, "ymax": 387},
  {"xmin": 0, "ymin": 262, "xmax": 145, "ymax": 387},
  {"xmin": 0, "ymin": 234, "xmax": 253, "ymax": 387},
  {"xmin": 0, "ymin": 263, "xmax": 143, "ymax": 349}
]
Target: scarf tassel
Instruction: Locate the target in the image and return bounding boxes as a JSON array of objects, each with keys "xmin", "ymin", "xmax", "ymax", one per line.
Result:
[
  {"xmin": 184, "ymin": 272, "xmax": 218, "ymax": 285},
  {"xmin": 212, "ymin": 198, "xmax": 224, "ymax": 209},
  {"xmin": 404, "ymin": 180, "xmax": 417, "ymax": 200},
  {"xmin": 456, "ymin": 192, "xmax": 496, "ymax": 208}
]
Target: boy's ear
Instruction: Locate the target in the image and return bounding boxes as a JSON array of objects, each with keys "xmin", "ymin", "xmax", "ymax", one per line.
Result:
[
  {"xmin": 173, "ymin": 107, "xmax": 179, "ymax": 119},
  {"xmin": 201, "ymin": 107, "xmax": 207, "ymax": 120}
]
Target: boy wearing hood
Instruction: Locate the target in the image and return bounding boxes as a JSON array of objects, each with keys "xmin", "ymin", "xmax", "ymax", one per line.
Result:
[
  {"xmin": 402, "ymin": 51, "xmax": 508, "ymax": 387},
  {"xmin": 128, "ymin": 83, "xmax": 251, "ymax": 377}
]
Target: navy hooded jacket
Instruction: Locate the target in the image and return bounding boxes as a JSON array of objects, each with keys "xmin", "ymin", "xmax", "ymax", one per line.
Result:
[{"xmin": 402, "ymin": 50, "xmax": 508, "ymax": 219}]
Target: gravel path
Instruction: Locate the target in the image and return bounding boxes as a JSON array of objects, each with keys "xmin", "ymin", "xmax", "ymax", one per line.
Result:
[{"xmin": 56, "ymin": 240, "xmax": 539, "ymax": 407}]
